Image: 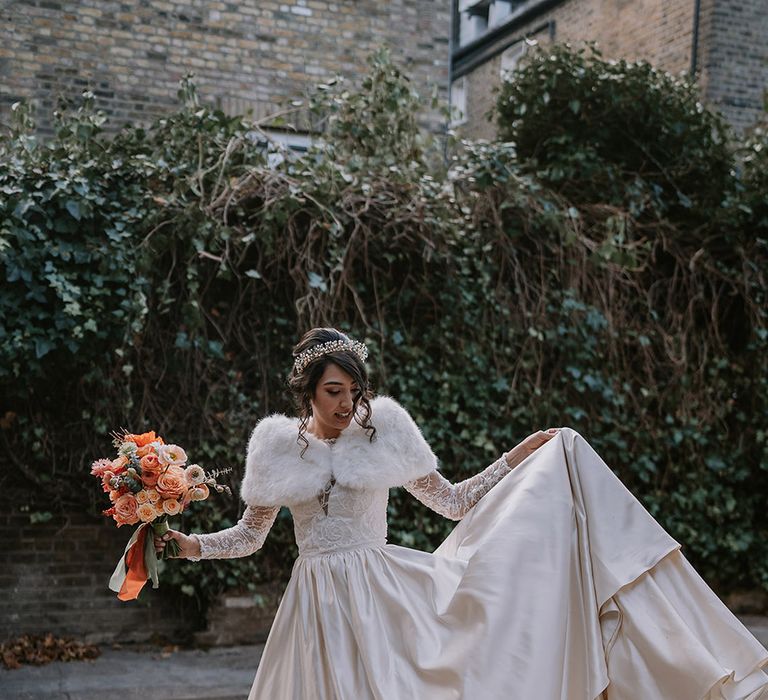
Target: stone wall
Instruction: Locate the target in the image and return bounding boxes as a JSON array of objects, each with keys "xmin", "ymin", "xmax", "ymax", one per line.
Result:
[{"xmin": 0, "ymin": 0, "xmax": 450, "ymax": 136}]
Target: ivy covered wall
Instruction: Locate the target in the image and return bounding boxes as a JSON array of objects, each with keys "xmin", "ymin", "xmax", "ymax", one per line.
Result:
[{"xmin": 1, "ymin": 48, "xmax": 766, "ymax": 614}]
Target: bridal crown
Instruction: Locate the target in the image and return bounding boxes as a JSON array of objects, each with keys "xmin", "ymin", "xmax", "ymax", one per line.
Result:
[{"xmin": 293, "ymin": 338, "xmax": 368, "ymax": 375}]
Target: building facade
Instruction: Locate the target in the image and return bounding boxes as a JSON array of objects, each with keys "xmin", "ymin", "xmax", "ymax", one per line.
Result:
[
  {"xmin": 1, "ymin": 1, "xmax": 451, "ymax": 137},
  {"xmin": 451, "ymin": 0, "xmax": 768, "ymax": 138}
]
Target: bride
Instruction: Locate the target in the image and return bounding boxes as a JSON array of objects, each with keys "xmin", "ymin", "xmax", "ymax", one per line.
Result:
[{"xmin": 156, "ymin": 327, "xmax": 768, "ymax": 700}]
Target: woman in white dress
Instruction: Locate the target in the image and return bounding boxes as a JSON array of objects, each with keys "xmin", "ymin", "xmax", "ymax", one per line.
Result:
[{"xmin": 156, "ymin": 327, "xmax": 768, "ymax": 700}]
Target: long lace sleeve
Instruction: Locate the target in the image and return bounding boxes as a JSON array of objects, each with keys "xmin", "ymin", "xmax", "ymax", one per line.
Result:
[
  {"xmin": 403, "ymin": 454, "xmax": 512, "ymax": 521},
  {"xmin": 186, "ymin": 504, "xmax": 280, "ymax": 561}
]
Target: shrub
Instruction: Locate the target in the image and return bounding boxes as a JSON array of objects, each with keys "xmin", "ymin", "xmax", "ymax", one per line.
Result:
[{"xmin": 1, "ymin": 47, "xmax": 766, "ymax": 612}]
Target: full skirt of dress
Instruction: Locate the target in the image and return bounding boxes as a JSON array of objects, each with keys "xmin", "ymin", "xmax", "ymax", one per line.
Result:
[{"xmin": 248, "ymin": 429, "xmax": 768, "ymax": 700}]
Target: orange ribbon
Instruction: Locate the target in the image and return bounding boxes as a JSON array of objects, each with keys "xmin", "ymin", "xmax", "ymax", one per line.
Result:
[{"xmin": 117, "ymin": 524, "xmax": 149, "ymax": 601}]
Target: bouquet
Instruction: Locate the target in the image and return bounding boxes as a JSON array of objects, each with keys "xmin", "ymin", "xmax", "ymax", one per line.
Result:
[{"xmin": 91, "ymin": 430, "xmax": 231, "ymax": 601}]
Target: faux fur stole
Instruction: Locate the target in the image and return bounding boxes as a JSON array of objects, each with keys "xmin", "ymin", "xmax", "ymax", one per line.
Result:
[{"xmin": 240, "ymin": 395, "xmax": 440, "ymax": 507}]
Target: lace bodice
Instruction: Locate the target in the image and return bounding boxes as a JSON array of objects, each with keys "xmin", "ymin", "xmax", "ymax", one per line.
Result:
[{"xmin": 188, "ymin": 449, "xmax": 512, "ymax": 561}]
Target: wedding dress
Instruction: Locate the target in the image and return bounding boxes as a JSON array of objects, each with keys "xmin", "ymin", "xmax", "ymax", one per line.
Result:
[{"xmin": 188, "ymin": 423, "xmax": 768, "ymax": 699}]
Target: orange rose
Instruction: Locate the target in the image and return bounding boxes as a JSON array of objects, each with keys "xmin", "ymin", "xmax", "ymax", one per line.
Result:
[
  {"xmin": 156, "ymin": 465, "xmax": 187, "ymax": 500},
  {"xmin": 111, "ymin": 455, "xmax": 128, "ymax": 474},
  {"xmin": 139, "ymin": 453, "xmax": 162, "ymax": 487},
  {"xmin": 137, "ymin": 503, "xmax": 157, "ymax": 522},
  {"xmin": 124, "ymin": 431, "xmax": 164, "ymax": 448},
  {"xmin": 113, "ymin": 493, "xmax": 140, "ymax": 527},
  {"xmin": 162, "ymin": 498, "xmax": 183, "ymax": 516},
  {"xmin": 136, "ymin": 444, "xmax": 155, "ymax": 458},
  {"xmin": 140, "ymin": 453, "xmax": 160, "ymax": 470}
]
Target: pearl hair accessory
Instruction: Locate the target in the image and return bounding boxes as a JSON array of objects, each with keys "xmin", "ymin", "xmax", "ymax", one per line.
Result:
[{"xmin": 293, "ymin": 338, "xmax": 368, "ymax": 375}]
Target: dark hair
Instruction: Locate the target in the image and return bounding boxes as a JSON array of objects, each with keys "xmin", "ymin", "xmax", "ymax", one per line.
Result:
[{"xmin": 287, "ymin": 327, "xmax": 376, "ymax": 456}]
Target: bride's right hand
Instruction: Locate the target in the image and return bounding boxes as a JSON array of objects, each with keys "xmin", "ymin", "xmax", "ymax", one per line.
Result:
[{"xmin": 153, "ymin": 529, "xmax": 201, "ymax": 559}]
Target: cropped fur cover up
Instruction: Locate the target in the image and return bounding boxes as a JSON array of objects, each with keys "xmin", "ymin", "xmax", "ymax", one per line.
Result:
[{"xmin": 239, "ymin": 395, "xmax": 440, "ymax": 507}]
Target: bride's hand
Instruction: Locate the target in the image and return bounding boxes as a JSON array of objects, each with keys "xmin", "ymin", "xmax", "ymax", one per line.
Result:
[
  {"xmin": 153, "ymin": 529, "xmax": 201, "ymax": 559},
  {"xmin": 517, "ymin": 428, "xmax": 561, "ymax": 457}
]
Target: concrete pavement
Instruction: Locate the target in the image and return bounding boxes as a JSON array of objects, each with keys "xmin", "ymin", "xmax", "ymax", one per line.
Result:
[
  {"xmin": 1, "ymin": 642, "xmax": 265, "ymax": 700},
  {"xmin": 2, "ymin": 618, "xmax": 767, "ymax": 700}
]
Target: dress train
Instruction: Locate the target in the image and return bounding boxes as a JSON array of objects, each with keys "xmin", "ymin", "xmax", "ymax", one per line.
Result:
[{"xmin": 430, "ymin": 428, "xmax": 768, "ymax": 699}]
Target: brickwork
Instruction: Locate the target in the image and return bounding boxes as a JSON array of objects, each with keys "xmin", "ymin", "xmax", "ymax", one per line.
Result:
[
  {"xmin": 697, "ymin": 0, "xmax": 768, "ymax": 133},
  {"xmin": 460, "ymin": 55, "xmax": 504, "ymax": 141},
  {"xmin": 0, "ymin": 0, "xmax": 450, "ymax": 136},
  {"xmin": 0, "ymin": 504, "xmax": 199, "ymax": 645},
  {"xmin": 456, "ymin": 0, "xmax": 766, "ymax": 139},
  {"xmin": 193, "ymin": 589, "xmax": 283, "ymax": 646}
]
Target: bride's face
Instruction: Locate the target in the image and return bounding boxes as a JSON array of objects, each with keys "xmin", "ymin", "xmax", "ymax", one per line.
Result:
[{"xmin": 309, "ymin": 363, "xmax": 360, "ymax": 438}]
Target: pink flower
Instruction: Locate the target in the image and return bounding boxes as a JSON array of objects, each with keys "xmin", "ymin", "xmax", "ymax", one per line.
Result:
[
  {"xmin": 90, "ymin": 458, "xmax": 112, "ymax": 477},
  {"xmin": 157, "ymin": 444, "xmax": 187, "ymax": 467},
  {"xmin": 184, "ymin": 464, "xmax": 206, "ymax": 486}
]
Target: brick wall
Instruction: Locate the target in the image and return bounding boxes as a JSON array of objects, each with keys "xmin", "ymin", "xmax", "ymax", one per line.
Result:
[
  {"xmin": 0, "ymin": 504, "xmax": 199, "ymax": 645},
  {"xmin": 0, "ymin": 0, "xmax": 450, "ymax": 136},
  {"xmin": 457, "ymin": 0, "xmax": 696, "ymax": 140},
  {"xmin": 456, "ymin": 0, "xmax": 766, "ymax": 139},
  {"xmin": 697, "ymin": 0, "xmax": 768, "ymax": 133}
]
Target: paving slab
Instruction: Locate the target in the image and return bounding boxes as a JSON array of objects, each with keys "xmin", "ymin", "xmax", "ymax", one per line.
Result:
[
  {"xmin": 0, "ymin": 643, "xmax": 265, "ymax": 700},
  {"xmin": 2, "ymin": 617, "xmax": 767, "ymax": 700}
]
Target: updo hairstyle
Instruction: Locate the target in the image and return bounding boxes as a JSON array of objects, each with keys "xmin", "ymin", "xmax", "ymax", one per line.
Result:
[{"xmin": 287, "ymin": 327, "xmax": 377, "ymax": 456}]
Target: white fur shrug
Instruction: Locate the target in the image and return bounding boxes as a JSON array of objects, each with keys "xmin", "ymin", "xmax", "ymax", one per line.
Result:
[{"xmin": 239, "ymin": 395, "xmax": 440, "ymax": 507}]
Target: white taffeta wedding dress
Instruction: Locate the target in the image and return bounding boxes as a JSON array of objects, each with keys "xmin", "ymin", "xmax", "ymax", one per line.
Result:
[{"xmin": 189, "ymin": 425, "xmax": 768, "ymax": 700}]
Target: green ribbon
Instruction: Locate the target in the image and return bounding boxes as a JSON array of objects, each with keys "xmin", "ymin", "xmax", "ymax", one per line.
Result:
[{"xmin": 145, "ymin": 522, "xmax": 159, "ymax": 589}]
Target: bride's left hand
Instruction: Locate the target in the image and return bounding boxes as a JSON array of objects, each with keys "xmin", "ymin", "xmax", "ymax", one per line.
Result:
[{"xmin": 517, "ymin": 428, "xmax": 560, "ymax": 457}]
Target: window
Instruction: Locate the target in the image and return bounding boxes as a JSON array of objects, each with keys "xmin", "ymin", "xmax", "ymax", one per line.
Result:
[
  {"xmin": 458, "ymin": 0, "xmax": 490, "ymax": 46},
  {"xmin": 246, "ymin": 129, "xmax": 312, "ymax": 168},
  {"xmin": 450, "ymin": 76, "xmax": 468, "ymax": 126},
  {"xmin": 499, "ymin": 39, "xmax": 530, "ymax": 81},
  {"xmin": 489, "ymin": 1, "xmax": 513, "ymax": 28},
  {"xmin": 457, "ymin": 0, "xmax": 530, "ymax": 46}
]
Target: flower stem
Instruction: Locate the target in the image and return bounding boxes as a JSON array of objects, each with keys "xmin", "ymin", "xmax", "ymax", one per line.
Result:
[{"xmin": 151, "ymin": 517, "xmax": 180, "ymax": 560}]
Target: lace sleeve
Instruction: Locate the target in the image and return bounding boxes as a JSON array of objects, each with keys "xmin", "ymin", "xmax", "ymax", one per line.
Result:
[
  {"xmin": 403, "ymin": 454, "xmax": 512, "ymax": 521},
  {"xmin": 186, "ymin": 505, "xmax": 280, "ymax": 561}
]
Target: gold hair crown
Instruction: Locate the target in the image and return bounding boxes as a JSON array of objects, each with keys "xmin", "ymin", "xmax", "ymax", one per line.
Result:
[{"xmin": 293, "ymin": 338, "xmax": 368, "ymax": 375}]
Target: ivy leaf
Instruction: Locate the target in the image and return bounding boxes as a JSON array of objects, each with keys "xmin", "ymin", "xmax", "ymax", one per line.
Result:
[
  {"xmin": 705, "ymin": 456, "xmax": 727, "ymax": 471},
  {"xmin": 34, "ymin": 337, "xmax": 54, "ymax": 359},
  {"xmin": 65, "ymin": 200, "xmax": 82, "ymax": 220}
]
